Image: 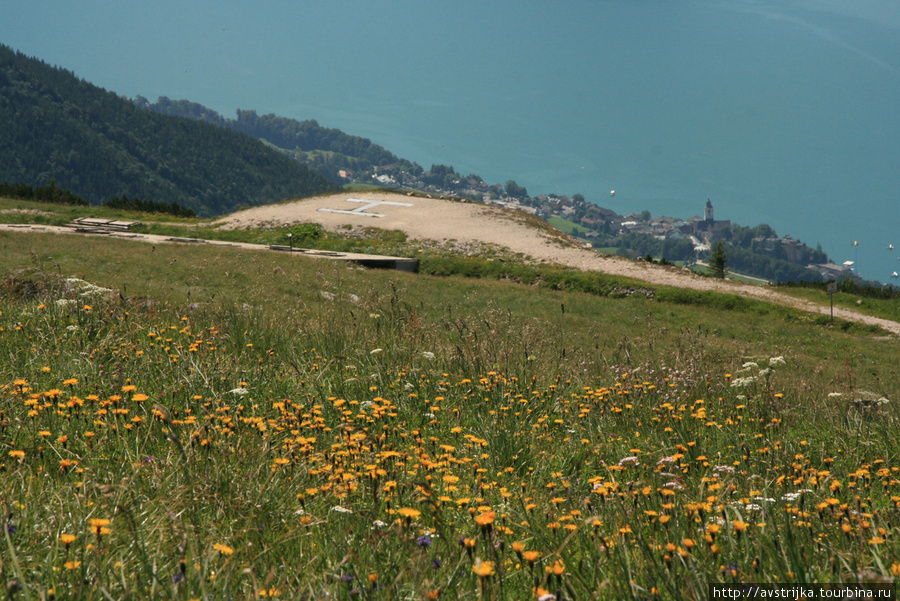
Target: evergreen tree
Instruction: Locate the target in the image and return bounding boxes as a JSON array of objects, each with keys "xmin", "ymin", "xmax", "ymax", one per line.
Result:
[{"xmin": 710, "ymin": 241, "xmax": 728, "ymax": 279}]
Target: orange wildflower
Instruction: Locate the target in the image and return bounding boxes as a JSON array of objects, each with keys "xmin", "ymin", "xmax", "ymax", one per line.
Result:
[
  {"xmin": 475, "ymin": 511, "xmax": 496, "ymax": 527},
  {"xmin": 398, "ymin": 507, "xmax": 421, "ymax": 520},
  {"xmin": 472, "ymin": 560, "xmax": 495, "ymax": 577}
]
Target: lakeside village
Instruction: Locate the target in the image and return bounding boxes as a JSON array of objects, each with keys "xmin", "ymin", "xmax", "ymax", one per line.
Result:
[{"xmin": 348, "ymin": 165, "xmax": 853, "ymax": 284}]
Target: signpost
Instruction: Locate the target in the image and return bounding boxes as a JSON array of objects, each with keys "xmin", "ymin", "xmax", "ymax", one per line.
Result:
[{"xmin": 826, "ymin": 282, "xmax": 838, "ymax": 323}]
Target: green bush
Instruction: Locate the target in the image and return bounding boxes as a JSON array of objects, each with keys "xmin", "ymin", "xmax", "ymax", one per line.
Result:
[{"xmin": 285, "ymin": 222, "xmax": 324, "ymax": 244}]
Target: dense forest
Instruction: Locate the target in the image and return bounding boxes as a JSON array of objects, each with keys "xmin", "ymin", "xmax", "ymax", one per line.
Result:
[
  {"xmin": 135, "ymin": 97, "xmax": 418, "ymax": 182},
  {"xmin": 102, "ymin": 195, "xmax": 197, "ymax": 217},
  {"xmin": 723, "ymin": 245, "xmax": 825, "ymax": 283},
  {"xmin": 0, "ymin": 180, "xmax": 88, "ymax": 206},
  {"xmin": 0, "ymin": 45, "xmax": 335, "ymax": 216}
]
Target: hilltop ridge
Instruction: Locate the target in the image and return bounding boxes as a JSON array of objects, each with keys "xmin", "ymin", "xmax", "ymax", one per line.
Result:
[
  {"xmin": 216, "ymin": 191, "xmax": 900, "ymax": 334},
  {"xmin": 1, "ymin": 186, "xmax": 896, "ymax": 332}
]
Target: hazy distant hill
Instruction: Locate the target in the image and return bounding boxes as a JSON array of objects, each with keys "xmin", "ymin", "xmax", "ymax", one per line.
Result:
[
  {"xmin": 0, "ymin": 45, "xmax": 335, "ymax": 216},
  {"xmin": 134, "ymin": 96, "xmax": 416, "ymax": 182}
]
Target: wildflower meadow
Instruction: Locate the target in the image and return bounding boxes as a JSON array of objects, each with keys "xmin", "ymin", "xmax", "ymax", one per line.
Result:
[{"xmin": 1, "ymin": 254, "xmax": 898, "ymax": 600}]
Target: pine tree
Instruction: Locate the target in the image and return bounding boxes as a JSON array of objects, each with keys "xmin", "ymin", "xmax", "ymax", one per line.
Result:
[{"xmin": 710, "ymin": 241, "xmax": 728, "ymax": 279}]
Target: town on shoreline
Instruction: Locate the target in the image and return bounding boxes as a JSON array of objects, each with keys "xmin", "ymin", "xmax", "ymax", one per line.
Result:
[{"xmin": 358, "ymin": 165, "xmax": 849, "ymax": 284}]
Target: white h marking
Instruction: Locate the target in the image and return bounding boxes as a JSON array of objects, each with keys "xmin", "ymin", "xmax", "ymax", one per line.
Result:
[{"xmin": 318, "ymin": 198, "xmax": 414, "ymax": 218}]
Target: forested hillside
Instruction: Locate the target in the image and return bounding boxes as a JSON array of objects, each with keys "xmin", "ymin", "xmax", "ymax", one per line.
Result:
[
  {"xmin": 0, "ymin": 45, "xmax": 335, "ymax": 216},
  {"xmin": 135, "ymin": 97, "xmax": 417, "ymax": 182}
]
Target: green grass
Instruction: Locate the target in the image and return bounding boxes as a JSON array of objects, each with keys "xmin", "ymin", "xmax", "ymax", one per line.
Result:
[
  {"xmin": 689, "ymin": 263, "xmax": 771, "ymax": 285},
  {"xmin": 1, "ymin": 203, "xmax": 899, "ymax": 599},
  {"xmin": 343, "ymin": 182, "xmax": 392, "ymax": 192},
  {"xmin": 7, "ymin": 193, "xmax": 897, "ymax": 325},
  {"xmin": 774, "ymin": 286, "xmax": 900, "ymax": 324},
  {"xmin": 0, "ymin": 196, "xmax": 204, "ymax": 227},
  {"xmin": 547, "ymin": 215, "xmax": 591, "ymax": 235}
]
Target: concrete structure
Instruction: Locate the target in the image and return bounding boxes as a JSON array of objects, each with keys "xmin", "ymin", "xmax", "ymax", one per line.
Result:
[
  {"xmin": 269, "ymin": 245, "xmax": 418, "ymax": 272},
  {"xmin": 812, "ymin": 262, "xmax": 853, "ymax": 281}
]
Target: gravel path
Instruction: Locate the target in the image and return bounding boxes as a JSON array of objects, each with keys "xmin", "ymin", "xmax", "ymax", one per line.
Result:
[{"xmin": 218, "ymin": 192, "xmax": 900, "ymax": 335}]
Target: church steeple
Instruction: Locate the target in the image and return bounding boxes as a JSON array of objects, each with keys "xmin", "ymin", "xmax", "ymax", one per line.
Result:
[{"xmin": 704, "ymin": 198, "xmax": 714, "ymax": 222}]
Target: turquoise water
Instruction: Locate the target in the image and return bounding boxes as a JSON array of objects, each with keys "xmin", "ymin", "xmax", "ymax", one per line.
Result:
[{"xmin": 4, "ymin": 0, "xmax": 899, "ymax": 281}]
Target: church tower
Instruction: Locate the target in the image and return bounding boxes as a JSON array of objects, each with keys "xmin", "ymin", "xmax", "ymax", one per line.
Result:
[{"xmin": 704, "ymin": 198, "xmax": 714, "ymax": 222}]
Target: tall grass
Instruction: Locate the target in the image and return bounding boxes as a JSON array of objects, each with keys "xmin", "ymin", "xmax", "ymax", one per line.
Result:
[{"xmin": 0, "ymin": 231, "xmax": 898, "ymax": 600}]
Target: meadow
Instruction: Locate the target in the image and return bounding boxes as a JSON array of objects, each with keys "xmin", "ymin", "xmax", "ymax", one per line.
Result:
[{"xmin": 0, "ymin": 221, "xmax": 898, "ymax": 600}]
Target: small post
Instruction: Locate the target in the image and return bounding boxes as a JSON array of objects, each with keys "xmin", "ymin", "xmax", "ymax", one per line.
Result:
[
  {"xmin": 826, "ymin": 281, "xmax": 838, "ymax": 324},
  {"xmin": 287, "ymin": 233, "xmax": 293, "ymax": 251}
]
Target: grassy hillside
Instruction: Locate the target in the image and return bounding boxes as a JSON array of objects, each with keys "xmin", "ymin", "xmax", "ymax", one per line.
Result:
[
  {"xmin": 0, "ymin": 207, "xmax": 898, "ymax": 599},
  {"xmin": 3, "ymin": 193, "xmax": 900, "ymax": 324},
  {"xmin": 0, "ymin": 45, "xmax": 335, "ymax": 216},
  {"xmin": 547, "ymin": 215, "xmax": 592, "ymax": 236}
]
